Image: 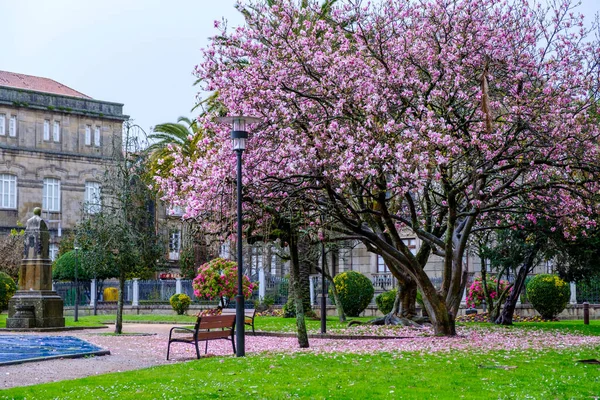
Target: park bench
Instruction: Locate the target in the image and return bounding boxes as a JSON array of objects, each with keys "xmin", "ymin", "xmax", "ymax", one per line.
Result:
[
  {"xmin": 221, "ymin": 308, "xmax": 256, "ymax": 334},
  {"xmin": 166, "ymin": 314, "xmax": 236, "ymax": 360}
]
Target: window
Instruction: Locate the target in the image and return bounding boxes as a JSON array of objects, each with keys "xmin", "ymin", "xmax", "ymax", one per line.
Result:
[
  {"xmin": 169, "ymin": 229, "xmax": 181, "ymax": 260},
  {"xmin": 0, "ymin": 174, "xmax": 17, "ymax": 209},
  {"xmin": 404, "ymin": 238, "xmax": 417, "ymax": 255},
  {"xmin": 376, "ymin": 238, "xmax": 417, "ymax": 273},
  {"xmin": 43, "ymin": 120, "xmax": 50, "ymax": 140},
  {"xmin": 220, "ymin": 242, "xmax": 230, "ymax": 259},
  {"xmin": 0, "ymin": 114, "xmax": 5, "ymax": 135},
  {"xmin": 168, "ymin": 205, "xmax": 184, "ymax": 216},
  {"xmin": 85, "ymin": 125, "xmax": 91, "ymax": 145},
  {"xmin": 52, "ymin": 121, "xmax": 60, "ymax": 142},
  {"xmin": 377, "ymin": 255, "xmax": 389, "ymax": 273},
  {"xmin": 9, "ymin": 116, "xmax": 16, "ymax": 137},
  {"xmin": 43, "ymin": 178, "xmax": 61, "ymax": 212},
  {"xmin": 84, "ymin": 181, "xmax": 101, "ymax": 213},
  {"xmin": 94, "ymin": 126, "xmax": 101, "ymax": 146},
  {"xmin": 49, "ymin": 244, "xmax": 59, "ymax": 261}
]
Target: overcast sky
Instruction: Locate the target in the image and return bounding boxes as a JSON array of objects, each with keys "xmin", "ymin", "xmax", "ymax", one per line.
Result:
[{"xmin": 1, "ymin": 0, "xmax": 598, "ymax": 137}]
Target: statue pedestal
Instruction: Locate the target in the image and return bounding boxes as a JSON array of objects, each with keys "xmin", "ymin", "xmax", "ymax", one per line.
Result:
[
  {"xmin": 6, "ymin": 208, "xmax": 65, "ymax": 329},
  {"xmin": 7, "ymin": 291, "xmax": 65, "ymax": 329}
]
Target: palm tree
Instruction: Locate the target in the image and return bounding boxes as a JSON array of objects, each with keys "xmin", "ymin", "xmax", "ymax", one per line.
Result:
[{"xmin": 145, "ymin": 116, "xmax": 204, "ymax": 180}]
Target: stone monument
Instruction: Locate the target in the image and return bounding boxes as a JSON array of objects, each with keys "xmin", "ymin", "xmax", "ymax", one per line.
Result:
[{"xmin": 7, "ymin": 207, "xmax": 65, "ymax": 328}]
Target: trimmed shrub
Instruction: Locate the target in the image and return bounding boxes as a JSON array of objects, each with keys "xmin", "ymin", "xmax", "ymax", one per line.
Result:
[
  {"xmin": 0, "ymin": 271, "xmax": 17, "ymax": 311},
  {"xmin": 329, "ymin": 271, "xmax": 374, "ymax": 317},
  {"xmin": 170, "ymin": 293, "xmax": 192, "ymax": 315},
  {"xmin": 52, "ymin": 250, "xmax": 91, "ymax": 281},
  {"xmin": 375, "ymin": 289, "xmax": 397, "ymax": 314},
  {"xmin": 526, "ymin": 274, "xmax": 570, "ymax": 319}
]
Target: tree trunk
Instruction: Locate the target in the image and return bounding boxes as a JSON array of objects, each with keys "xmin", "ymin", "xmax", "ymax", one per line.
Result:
[
  {"xmin": 418, "ymin": 272, "xmax": 455, "ymax": 336},
  {"xmin": 496, "ymin": 242, "xmax": 541, "ymax": 325},
  {"xmin": 289, "ymin": 230, "xmax": 309, "ymax": 348},
  {"xmin": 495, "ymin": 264, "xmax": 528, "ymax": 325},
  {"xmin": 321, "ymin": 251, "xmax": 345, "ymax": 322},
  {"xmin": 297, "ymin": 237, "xmax": 315, "ymax": 318},
  {"xmin": 328, "ymin": 276, "xmax": 346, "ymax": 322},
  {"xmin": 115, "ymin": 271, "xmax": 125, "ymax": 334},
  {"xmin": 398, "ymin": 279, "xmax": 418, "ymax": 319}
]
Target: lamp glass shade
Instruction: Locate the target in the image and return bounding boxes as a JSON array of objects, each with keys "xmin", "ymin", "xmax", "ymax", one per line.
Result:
[
  {"xmin": 232, "ymin": 137, "xmax": 247, "ymax": 151},
  {"xmin": 232, "ymin": 118, "xmax": 247, "ymax": 132}
]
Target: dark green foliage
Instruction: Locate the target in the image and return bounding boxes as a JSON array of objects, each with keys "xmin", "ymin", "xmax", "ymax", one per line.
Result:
[
  {"xmin": 169, "ymin": 293, "xmax": 191, "ymax": 315},
  {"xmin": 576, "ymin": 276, "xmax": 600, "ymax": 303},
  {"xmin": 375, "ymin": 289, "xmax": 396, "ymax": 314},
  {"xmin": 179, "ymin": 246, "xmax": 196, "ymax": 279},
  {"xmin": 52, "ymin": 250, "xmax": 93, "ymax": 281},
  {"xmin": 526, "ymin": 274, "xmax": 570, "ymax": 319},
  {"xmin": 329, "ymin": 271, "xmax": 374, "ymax": 317},
  {"xmin": 0, "ymin": 271, "xmax": 16, "ymax": 311}
]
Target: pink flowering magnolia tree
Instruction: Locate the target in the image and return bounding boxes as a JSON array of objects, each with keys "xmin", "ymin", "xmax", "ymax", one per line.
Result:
[
  {"xmin": 157, "ymin": 0, "xmax": 600, "ymax": 336},
  {"xmin": 192, "ymin": 258, "xmax": 254, "ymax": 308}
]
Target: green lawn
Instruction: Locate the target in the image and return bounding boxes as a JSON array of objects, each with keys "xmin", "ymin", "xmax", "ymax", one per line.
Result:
[
  {"xmin": 2, "ymin": 313, "xmax": 600, "ymax": 398},
  {"xmin": 2, "ymin": 348, "xmax": 599, "ymax": 399}
]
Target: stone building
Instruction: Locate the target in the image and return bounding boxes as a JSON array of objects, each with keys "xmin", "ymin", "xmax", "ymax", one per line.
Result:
[{"xmin": 0, "ymin": 70, "xmax": 128, "ymax": 259}]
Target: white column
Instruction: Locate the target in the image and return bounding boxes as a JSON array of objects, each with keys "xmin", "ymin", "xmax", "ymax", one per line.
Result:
[
  {"xmin": 309, "ymin": 276, "xmax": 315, "ymax": 305},
  {"xmin": 175, "ymin": 277, "xmax": 182, "ymax": 294},
  {"xmin": 258, "ymin": 267, "xmax": 265, "ymax": 301},
  {"xmin": 90, "ymin": 278, "xmax": 97, "ymax": 307},
  {"xmin": 461, "ymin": 286, "xmax": 467, "ymax": 306},
  {"xmin": 570, "ymin": 282, "xmax": 577, "ymax": 304},
  {"xmin": 132, "ymin": 278, "xmax": 139, "ymax": 306}
]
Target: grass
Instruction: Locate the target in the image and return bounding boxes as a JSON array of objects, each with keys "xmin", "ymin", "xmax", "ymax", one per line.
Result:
[{"xmin": 2, "ymin": 347, "xmax": 599, "ymax": 399}]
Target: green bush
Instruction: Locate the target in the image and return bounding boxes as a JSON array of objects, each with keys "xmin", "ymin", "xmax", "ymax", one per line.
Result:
[
  {"xmin": 330, "ymin": 271, "xmax": 374, "ymax": 317},
  {"xmin": 52, "ymin": 250, "xmax": 91, "ymax": 281},
  {"xmin": 170, "ymin": 293, "xmax": 192, "ymax": 315},
  {"xmin": 0, "ymin": 271, "xmax": 17, "ymax": 311},
  {"xmin": 375, "ymin": 289, "xmax": 397, "ymax": 314},
  {"xmin": 526, "ymin": 274, "xmax": 570, "ymax": 319}
]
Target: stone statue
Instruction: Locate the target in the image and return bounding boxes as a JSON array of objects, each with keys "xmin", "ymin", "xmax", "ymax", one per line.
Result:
[
  {"xmin": 7, "ymin": 207, "xmax": 65, "ymax": 328},
  {"xmin": 23, "ymin": 207, "xmax": 49, "ymax": 260}
]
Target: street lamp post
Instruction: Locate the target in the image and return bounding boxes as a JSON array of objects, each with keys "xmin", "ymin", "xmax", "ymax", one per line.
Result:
[
  {"xmin": 321, "ymin": 240, "xmax": 326, "ymax": 334},
  {"xmin": 218, "ymin": 115, "xmax": 260, "ymax": 358},
  {"xmin": 74, "ymin": 241, "xmax": 80, "ymax": 322}
]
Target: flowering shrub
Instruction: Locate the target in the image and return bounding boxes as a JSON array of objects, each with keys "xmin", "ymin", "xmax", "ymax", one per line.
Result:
[
  {"xmin": 169, "ymin": 293, "xmax": 191, "ymax": 315},
  {"xmin": 192, "ymin": 258, "xmax": 254, "ymax": 306},
  {"xmin": 526, "ymin": 274, "xmax": 570, "ymax": 319},
  {"xmin": 466, "ymin": 276, "xmax": 511, "ymax": 308}
]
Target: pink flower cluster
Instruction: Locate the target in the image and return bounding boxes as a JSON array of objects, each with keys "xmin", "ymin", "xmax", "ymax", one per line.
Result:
[
  {"xmin": 466, "ymin": 276, "xmax": 512, "ymax": 308},
  {"xmin": 192, "ymin": 258, "xmax": 254, "ymax": 301}
]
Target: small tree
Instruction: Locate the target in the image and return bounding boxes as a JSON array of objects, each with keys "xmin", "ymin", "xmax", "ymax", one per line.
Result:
[
  {"xmin": 74, "ymin": 123, "xmax": 164, "ymax": 334},
  {"xmin": 192, "ymin": 258, "xmax": 254, "ymax": 307},
  {"xmin": 0, "ymin": 229, "xmax": 25, "ymax": 281}
]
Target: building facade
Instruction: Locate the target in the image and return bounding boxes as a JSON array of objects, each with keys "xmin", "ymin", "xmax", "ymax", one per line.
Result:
[{"xmin": 0, "ymin": 71, "xmax": 128, "ymax": 259}]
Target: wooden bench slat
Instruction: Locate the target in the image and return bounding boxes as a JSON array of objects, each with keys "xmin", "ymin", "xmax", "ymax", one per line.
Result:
[
  {"xmin": 220, "ymin": 308, "xmax": 256, "ymax": 334},
  {"xmin": 166, "ymin": 314, "xmax": 237, "ymax": 360}
]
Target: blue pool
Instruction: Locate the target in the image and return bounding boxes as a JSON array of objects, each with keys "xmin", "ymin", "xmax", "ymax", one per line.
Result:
[{"xmin": 0, "ymin": 335, "xmax": 110, "ymax": 365}]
